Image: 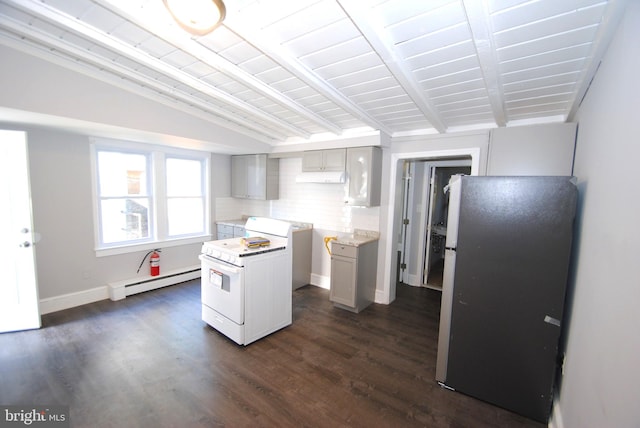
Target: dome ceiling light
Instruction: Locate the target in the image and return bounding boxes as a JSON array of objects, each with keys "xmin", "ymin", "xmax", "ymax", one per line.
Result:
[{"xmin": 163, "ymin": 0, "xmax": 226, "ymax": 36}]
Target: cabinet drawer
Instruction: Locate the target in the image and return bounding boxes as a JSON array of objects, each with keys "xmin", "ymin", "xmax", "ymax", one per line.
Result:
[
  {"xmin": 331, "ymin": 242, "xmax": 357, "ymax": 258},
  {"xmin": 217, "ymin": 224, "xmax": 234, "ymax": 235},
  {"xmin": 233, "ymin": 226, "xmax": 245, "ymax": 237}
]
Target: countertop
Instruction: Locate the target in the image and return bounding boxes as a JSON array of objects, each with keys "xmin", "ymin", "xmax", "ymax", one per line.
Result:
[
  {"xmin": 216, "ymin": 218, "xmax": 313, "ymax": 231},
  {"xmin": 216, "ymin": 219, "xmax": 247, "ymax": 227},
  {"xmin": 333, "ymin": 229, "xmax": 379, "ymax": 247}
]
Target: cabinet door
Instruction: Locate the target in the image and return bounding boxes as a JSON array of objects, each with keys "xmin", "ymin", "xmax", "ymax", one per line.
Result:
[
  {"xmin": 301, "ymin": 151, "xmax": 324, "ymax": 171},
  {"xmin": 246, "ymin": 154, "xmax": 266, "ymax": 199},
  {"xmin": 231, "ymin": 155, "xmax": 247, "ymax": 198},
  {"xmin": 322, "ymin": 149, "xmax": 346, "ymax": 171},
  {"xmin": 330, "ymin": 254, "xmax": 357, "ymax": 307},
  {"xmin": 346, "ymin": 147, "xmax": 381, "ymax": 207}
]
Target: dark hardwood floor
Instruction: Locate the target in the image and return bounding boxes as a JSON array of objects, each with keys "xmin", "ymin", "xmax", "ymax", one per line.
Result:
[{"xmin": 0, "ymin": 280, "xmax": 543, "ymax": 428}]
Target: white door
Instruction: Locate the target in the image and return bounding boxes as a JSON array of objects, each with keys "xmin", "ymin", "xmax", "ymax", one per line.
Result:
[{"xmin": 0, "ymin": 130, "xmax": 40, "ymax": 333}]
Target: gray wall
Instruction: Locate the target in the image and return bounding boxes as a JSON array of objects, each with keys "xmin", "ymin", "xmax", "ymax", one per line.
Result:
[
  {"xmin": 487, "ymin": 122, "xmax": 576, "ymax": 176},
  {"xmin": 0, "ymin": 44, "xmax": 269, "ymax": 154},
  {"xmin": 554, "ymin": 2, "xmax": 640, "ymax": 427},
  {"xmin": 26, "ymin": 127, "xmax": 204, "ymax": 300}
]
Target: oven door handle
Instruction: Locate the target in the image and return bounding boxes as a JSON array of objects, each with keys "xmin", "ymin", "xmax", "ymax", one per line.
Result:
[{"xmin": 199, "ymin": 254, "xmax": 242, "ymax": 275}]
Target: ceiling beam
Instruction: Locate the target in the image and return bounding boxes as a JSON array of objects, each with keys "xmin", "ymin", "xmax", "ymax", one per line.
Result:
[
  {"xmin": 461, "ymin": 0, "xmax": 507, "ymax": 127},
  {"xmin": 223, "ymin": 13, "xmax": 394, "ymax": 136},
  {"xmin": 337, "ymin": 0, "xmax": 447, "ymax": 134},
  {"xmin": 95, "ymin": 0, "xmax": 344, "ymax": 136},
  {"xmin": 5, "ymin": 0, "xmax": 311, "ymax": 140}
]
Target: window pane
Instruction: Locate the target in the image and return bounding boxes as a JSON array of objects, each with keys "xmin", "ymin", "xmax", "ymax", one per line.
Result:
[
  {"xmin": 166, "ymin": 158, "xmax": 202, "ymax": 197},
  {"xmin": 100, "ymin": 198, "xmax": 150, "ymax": 244},
  {"xmin": 167, "ymin": 198, "xmax": 203, "ymax": 236},
  {"xmin": 98, "ymin": 151, "xmax": 148, "ymax": 197}
]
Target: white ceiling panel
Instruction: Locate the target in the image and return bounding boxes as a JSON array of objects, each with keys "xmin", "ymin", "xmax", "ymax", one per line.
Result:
[
  {"xmin": 500, "ymin": 44, "xmax": 592, "ymax": 73},
  {"xmin": 497, "ymin": 26, "xmax": 600, "ymax": 61},
  {"xmin": 386, "ymin": 2, "xmax": 467, "ymax": 44},
  {"xmin": 77, "ymin": 4, "xmax": 124, "ymax": 33},
  {"xmin": 0, "ymin": 0, "xmax": 626, "ymax": 144},
  {"xmin": 491, "ymin": 0, "xmax": 606, "ymax": 31},
  {"xmin": 397, "ymin": 23, "xmax": 471, "ymax": 60}
]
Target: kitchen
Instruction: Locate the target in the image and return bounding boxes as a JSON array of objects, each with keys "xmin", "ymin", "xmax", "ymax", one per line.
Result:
[{"xmin": 0, "ymin": 1, "xmax": 639, "ymax": 427}]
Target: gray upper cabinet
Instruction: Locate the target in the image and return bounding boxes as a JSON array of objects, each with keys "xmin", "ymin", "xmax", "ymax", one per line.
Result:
[
  {"xmin": 302, "ymin": 148, "xmax": 346, "ymax": 172},
  {"xmin": 345, "ymin": 146, "xmax": 382, "ymax": 207},
  {"xmin": 231, "ymin": 154, "xmax": 279, "ymax": 200}
]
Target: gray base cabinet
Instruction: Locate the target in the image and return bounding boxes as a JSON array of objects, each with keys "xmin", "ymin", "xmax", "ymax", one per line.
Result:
[
  {"xmin": 292, "ymin": 227, "xmax": 312, "ymax": 290},
  {"xmin": 330, "ymin": 240, "xmax": 378, "ymax": 313},
  {"xmin": 216, "ymin": 221, "xmax": 246, "ymax": 240}
]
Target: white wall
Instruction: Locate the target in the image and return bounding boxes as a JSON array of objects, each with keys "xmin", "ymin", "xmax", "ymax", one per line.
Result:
[{"xmin": 553, "ymin": 3, "xmax": 640, "ymax": 427}]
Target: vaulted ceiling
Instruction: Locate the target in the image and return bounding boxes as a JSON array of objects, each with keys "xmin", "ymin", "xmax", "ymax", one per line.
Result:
[{"xmin": 0, "ymin": 0, "xmax": 625, "ymax": 146}]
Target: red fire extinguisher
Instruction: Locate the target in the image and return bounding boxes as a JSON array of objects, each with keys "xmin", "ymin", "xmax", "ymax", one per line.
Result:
[
  {"xmin": 137, "ymin": 249, "xmax": 161, "ymax": 276},
  {"xmin": 150, "ymin": 251, "xmax": 160, "ymax": 276}
]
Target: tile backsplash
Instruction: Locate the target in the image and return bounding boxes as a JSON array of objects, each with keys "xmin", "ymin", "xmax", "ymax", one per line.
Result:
[{"xmin": 215, "ymin": 157, "xmax": 380, "ymax": 233}]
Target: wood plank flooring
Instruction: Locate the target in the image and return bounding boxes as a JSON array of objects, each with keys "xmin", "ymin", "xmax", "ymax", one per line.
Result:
[{"xmin": 0, "ymin": 280, "xmax": 544, "ymax": 427}]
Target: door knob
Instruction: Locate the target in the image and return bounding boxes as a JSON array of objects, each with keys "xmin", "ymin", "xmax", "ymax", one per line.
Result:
[{"xmin": 19, "ymin": 241, "xmax": 31, "ymax": 248}]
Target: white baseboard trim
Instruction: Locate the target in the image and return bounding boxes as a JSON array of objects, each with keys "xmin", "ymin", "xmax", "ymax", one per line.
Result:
[
  {"xmin": 39, "ymin": 286, "xmax": 109, "ymax": 315},
  {"xmin": 39, "ymin": 265, "xmax": 202, "ymax": 314},
  {"xmin": 310, "ymin": 273, "xmax": 330, "ymax": 289},
  {"xmin": 405, "ymin": 273, "xmax": 419, "ymax": 286},
  {"xmin": 548, "ymin": 396, "xmax": 564, "ymax": 428},
  {"xmin": 109, "ymin": 265, "xmax": 201, "ymax": 301}
]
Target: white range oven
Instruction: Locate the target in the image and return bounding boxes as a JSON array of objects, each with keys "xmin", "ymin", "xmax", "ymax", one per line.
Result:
[{"xmin": 199, "ymin": 217, "xmax": 293, "ymax": 345}]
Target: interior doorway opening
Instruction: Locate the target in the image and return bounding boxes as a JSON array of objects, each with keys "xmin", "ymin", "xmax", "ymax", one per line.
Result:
[
  {"xmin": 397, "ymin": 158, "xmax": 471, "ymax": 291},
  {"xmin": 422, "ymin": 165, "xmax": 471, "ymax": 290}
]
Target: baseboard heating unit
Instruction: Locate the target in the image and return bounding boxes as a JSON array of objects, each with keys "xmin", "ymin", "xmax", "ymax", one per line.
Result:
[{"xmin": 109, "ymin": 265, "xmax": 200, "ymax": 301}]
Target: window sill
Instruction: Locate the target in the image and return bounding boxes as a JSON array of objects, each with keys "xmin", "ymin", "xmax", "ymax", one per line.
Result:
[{"xmin": 95, "ymin": 235, "xmax": 212, "ymax": 257}]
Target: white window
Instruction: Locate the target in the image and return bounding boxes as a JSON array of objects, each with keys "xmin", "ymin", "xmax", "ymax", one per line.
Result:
[{"xmin": 91, "ymin": 140, "xmax": 210, "ymax": 254}]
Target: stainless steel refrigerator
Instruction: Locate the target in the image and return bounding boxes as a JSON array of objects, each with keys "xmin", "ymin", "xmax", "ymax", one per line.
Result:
[{"xmin": 435, "ymin": 175, "xmax": 577, "ymax": 423}]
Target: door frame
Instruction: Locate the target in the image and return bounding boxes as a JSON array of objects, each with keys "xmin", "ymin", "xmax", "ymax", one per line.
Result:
[{"xmin": 381, "ymin": 147, "xmax": 481, "ymax": 304}]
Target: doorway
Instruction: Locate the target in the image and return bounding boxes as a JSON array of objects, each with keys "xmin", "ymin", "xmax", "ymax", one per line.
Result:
[
  {"xmin": 397, "ymin": 159, "xmax": 471, "ymax": 290},
  {"xmin": 422, "ymin": 165, "xmax": 471, "ymax": 290}
]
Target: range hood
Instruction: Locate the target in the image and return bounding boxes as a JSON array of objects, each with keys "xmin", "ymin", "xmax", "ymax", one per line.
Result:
[{"xmin": 295, "ymin": 171, "xmax": 346, "ymax": 183}]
